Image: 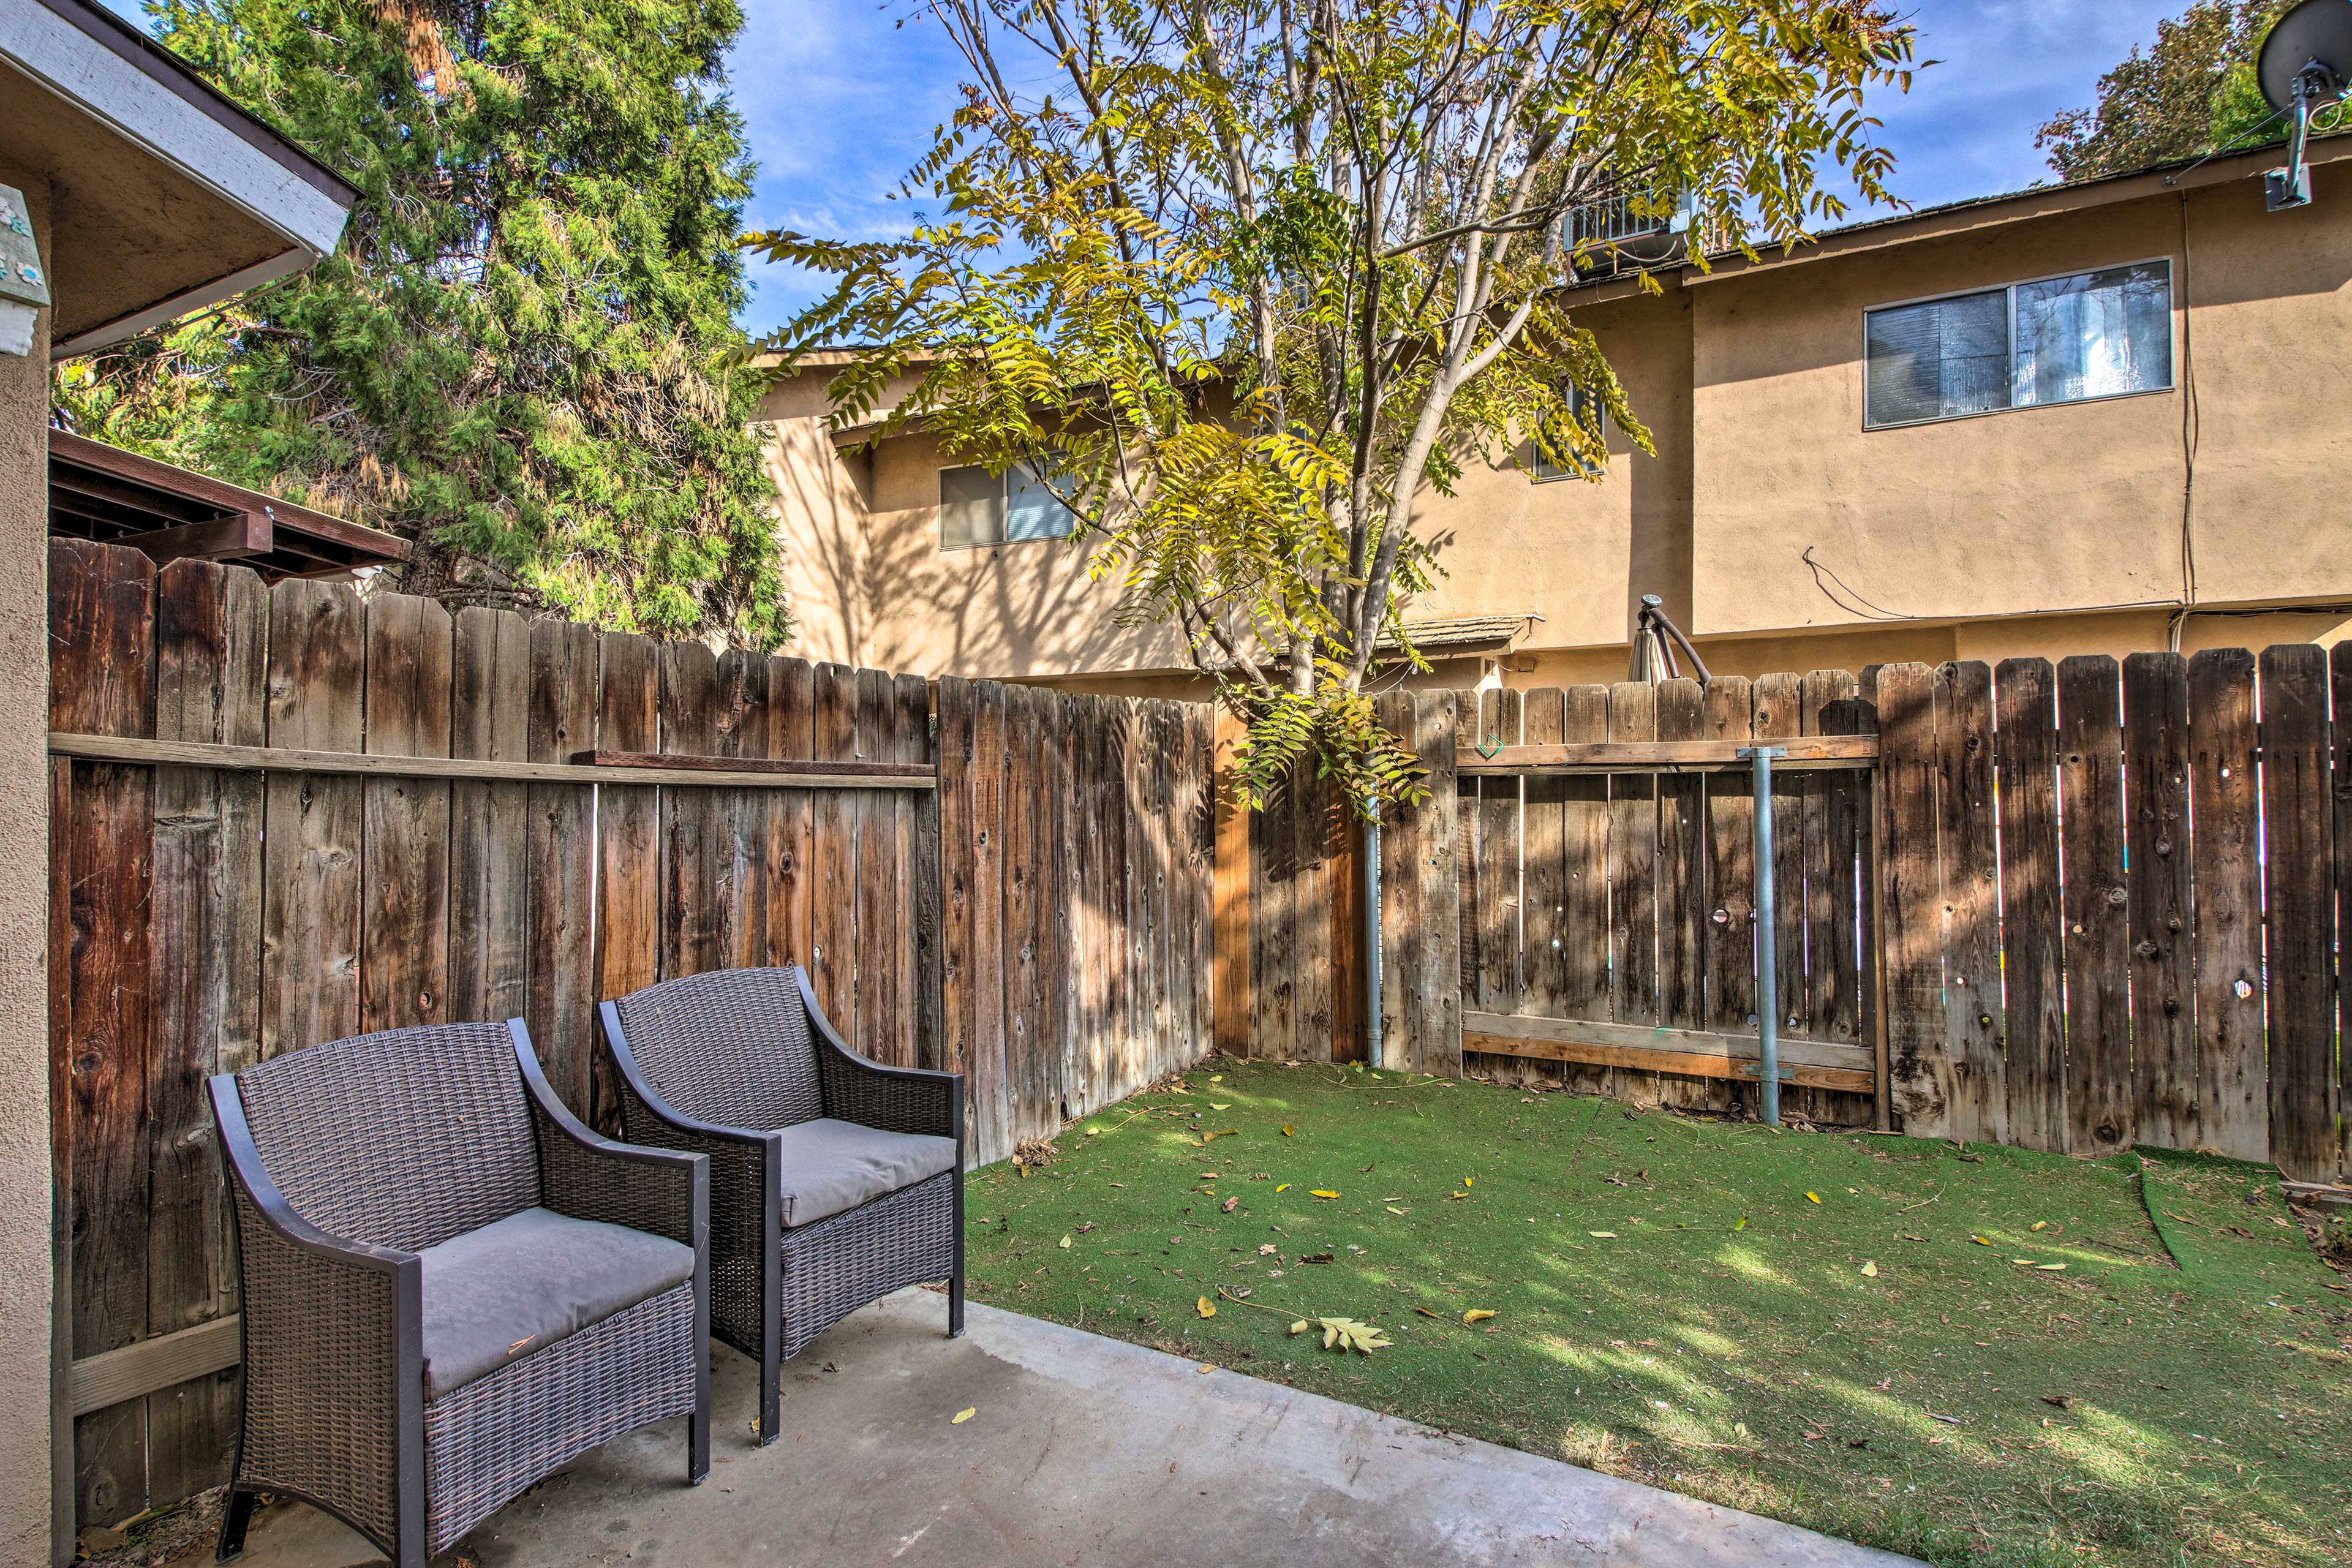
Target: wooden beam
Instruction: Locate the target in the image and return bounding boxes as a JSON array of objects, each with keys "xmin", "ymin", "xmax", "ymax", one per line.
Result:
[
  {"xmin": 1458, "ymin": 736, "xmax": 1879, "ymax": 776},
  {"xmin": 1464, "ymin": 1028, "xmax": 1877, "ymax": 1094},
  {"xmin": 48, "ymin": 733, "xmax": 935, "ymax": 790},
  {"xmin": 580, "ymin": 748, "xmax": 933, "ymax": 780},
  {"xmin": 51, "ymin": 431, "xmax": 412, "ymax": 562},
  {"xmin": 1462, "ymin": 1008, "xmax": 1878, "ymax": 1092},
  {"xmin": 69, "ymin": 1316, "xmax": 239, "ymax": 1417},
  {"xmin": 114, "ymin": 511, "xmax": 273, "ymax": 568}
]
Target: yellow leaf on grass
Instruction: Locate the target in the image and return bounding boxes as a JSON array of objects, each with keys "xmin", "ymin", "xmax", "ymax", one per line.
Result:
[
  {"xmin": 1085, "ymin": 1126, "xmax": 1104, "ymax": 1136},
  {"xmin": 1275, "ymin": 1183, "xmax": 1292, "ymax": 1193},
  {"xmin": 1385, "ymin": 1206, "xmax": 1408, "ymax": 1216},
  {"xmin": 1973, "ymin": 1236, "xmax": 1993, "ymax": 1246},
  {"xmin": 951, "ymin": 1408, "xmax": 975, "ymax": 1425},
  {"xmin": 1805, "ymin": 1192, "xmax": 1822, "ymax": 1204},
  {"xmin": 1290, "ymin": 1320, "xmax": 1310, "ymax": 1333},
  {"xmin": 1463, "ymin": 1308, "xmax": 1496, "ymax": 1324},
  {"xmin": 1588, "ymin": 1231, "xmax": 1617, "ymax": 1238},
  {"xmin": 1058, "ymin": 1235, "xmax": 1072, "ymax": 1249},
  {"xmin": 1209, "ymin": 1075, "xmax": 1223, "ymax": 1082},
  {"xmin": 2030, "ymin": 1221, "xmax": 2048, "ymax": 1232},
  {"xmin": 1282, "ymin": 1124, "xmax": 1295, "ymax": 1136},
  {"xmin": 1197, "ymin": 1295, "xmax": 1216, "ymax": 1318},
  {"xmin": 1463, "ymin": 1177, "xmax": 1474, "ymax": 1188},
  {"xmin": 1733, "ymin": 1215, "xmax": 1748, "ymax": 1231},
  {"xmin": 2037, "ymin": 1262, "xmax": 2067, "ymax": 1271},
  {"xmin": 1211, "ymin": 1103, "xmax": 1232, "ymax": 1111},
  {"xmin": 1861, "ymin": 1261, "xmax": 1878, "ymax": 1277},
  {"xmin": 1310, "ymin": 1190, "xmax": 1340, "ymax": 1200}
]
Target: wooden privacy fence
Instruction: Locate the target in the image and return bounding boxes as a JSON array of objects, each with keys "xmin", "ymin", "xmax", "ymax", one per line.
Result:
[
  {"xmin": 1220, "ymin": 655, "xmax": 2348, "ymax": 1189},
  {"xmin": 45, "ymin": 538, "xmax": 1212, "ymax": 1530}
]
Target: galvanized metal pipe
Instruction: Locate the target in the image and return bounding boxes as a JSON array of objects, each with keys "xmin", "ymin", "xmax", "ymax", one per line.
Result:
[{"xmin": 1745, "ymin": 745, "xmax": 1786, "ymax": 1126}]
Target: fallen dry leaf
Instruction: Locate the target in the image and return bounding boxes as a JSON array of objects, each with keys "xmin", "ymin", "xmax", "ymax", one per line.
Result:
[
  {"xmin": 1310, "ymin": 1189, "xmax": 1341, "ymax": 1200},
  {"xmin": 1732, "ymin": 1215, "xmax": 1747, "ymax": 1231},
  {"xmin": 2030, "ymin": 1220, "xmax": 2049, "ymax": 1232},
  {"xmin": 1805, "ymin": 1192, "xmax": 1823, "ymax": 1204},
  {"xmin": 1197, "ymin": 1295, "xmax": 1216, "ymax": 1319},
  {"xmin": 1211, "ymin": 1103, "xmax": 1232, "ymax": 1111},
  {"xmin": 1281, "ymin": 1124, "xmax": 1295, "ymax": 1136},
  {"xmin": 952, "ymin": 1408, "xmax": 975, "ymax": 1425},
  {"xmin": 1861, "ymin": 1260, "xmax": 1878, "ymax": 1276},
  {"xmin": 1258, "ymin": 1243, "xmax": 1278, "ymax": 1256},
  {"xmin": 1221, "ymin": 1196, "xmax": 1239, "ymax": 1213},
  {"xmin": 1588, "ymin": 1231, "xmax": 1618, "ymax": 1238},
  {"xmin": 1463, "ymin": 1308, "xmax": 1497, "ymax": 1324},
  {"xmin": 1275, "ymin": 1183, "xmax": 1292, "ymax": 1193},
  {"xmin": 1057, "ymin": 1235, "xmax": 1072, "ymax": 1250}
]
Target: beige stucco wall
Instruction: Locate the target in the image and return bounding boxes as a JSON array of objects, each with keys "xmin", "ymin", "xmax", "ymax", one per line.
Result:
[
  {"xmin": 1689, "ymin": 174, "xmax": 2352, "ymax": 641},
  {"xmin": 0, "ymin": 157, "xmax": 53, "ymax": 1568},
  {"xmin": 763, "ymin": 162, "xmax": 2352, "ymax": 688}
]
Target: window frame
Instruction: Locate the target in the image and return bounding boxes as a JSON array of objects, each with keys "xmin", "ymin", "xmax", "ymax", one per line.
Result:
[
  {"xmin": 935, "ymin": 458, "xmax": 1079, "ymax": 551},
  {"xmin": 1528, "ymin": 382, "xmax": 1608, "ymax": 483},
  {"xmin": 1861, "ymin": 256, "xmax": 2176, "ymax": 432}
]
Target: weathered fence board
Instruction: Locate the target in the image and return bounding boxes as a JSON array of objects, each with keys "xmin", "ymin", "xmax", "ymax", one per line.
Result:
[
  {"xmin": 1994, "ymin": 658, "xmax": 2064, "ymax": 1152},
  {"xmin": 2188, "ymin": 648, "xmax": 2266, "ymax": 1160},
  {"xmin": 48, "ymin": 541, "xmax": 1216, "ymax": 1529}
]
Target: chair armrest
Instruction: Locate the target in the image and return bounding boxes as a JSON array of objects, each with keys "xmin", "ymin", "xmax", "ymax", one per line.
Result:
[
  {"xmin": 208, "ymin": 1074, "xmax": 423, "ymax": 1547},
  {"xmin": 510, "ymin": 1022, "xmax": 709, "ymax": 1253},
  {"xmin": 797, "ymin": 969, "xmax": 965, "ymax": 1147}
]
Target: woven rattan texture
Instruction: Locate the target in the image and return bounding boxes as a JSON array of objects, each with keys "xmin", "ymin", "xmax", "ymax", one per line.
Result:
[
  {"xmin": 236, "ymin": 1023, "xmax": 541, "ymax": 1251},
  {"xmin": 613, "ymin": 969, "xmax": 823, "ymax": 1128},
  {"xmin": 530, "ymin": 1090, "xmax": 698, "ymax": 1247},
  {"xmin": 817, "ymin": 1046, "xmax": 959, "ymax": 1137},
  {"xmin": 610, "ymin": 1071, "xmax": 770, "ymax": 1354},
  {"xmin": 421, "ymin": 1283, "xmax": 698, "ymax": 1554},
  {"xmin": 779, "ymin": 1172, "xmax": 957, "ymax": 1359},
  {"xmin": 228, "ymin": 1182, "xmax": 404, "ymax": 1548}
]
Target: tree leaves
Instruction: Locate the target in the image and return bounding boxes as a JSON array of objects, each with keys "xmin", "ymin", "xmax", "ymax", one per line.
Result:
[{"xmin": 1294, "ymin": 1316, "xmax": 1393, "ymax": 1354}]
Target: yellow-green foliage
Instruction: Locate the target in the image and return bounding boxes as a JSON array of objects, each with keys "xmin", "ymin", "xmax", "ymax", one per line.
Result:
[{"xmin": 756, "ymin": 0, "xmax": 1917, "ymax": 810}]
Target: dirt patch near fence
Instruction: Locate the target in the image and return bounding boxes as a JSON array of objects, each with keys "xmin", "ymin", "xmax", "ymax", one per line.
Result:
[{"xmin": 963, "ymin": 1059, "xmax": 2352, "ymax": 1568}]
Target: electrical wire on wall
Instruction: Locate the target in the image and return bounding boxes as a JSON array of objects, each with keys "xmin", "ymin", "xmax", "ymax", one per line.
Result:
[{"xmin": 2169, "ymin": 190, "xmax": 2202, "ymax": 652}]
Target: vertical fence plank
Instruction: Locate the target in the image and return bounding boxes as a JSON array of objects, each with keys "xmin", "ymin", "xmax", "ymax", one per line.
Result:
[
  {"xmin": 1416, "ymin": 692, "xmax": 1464, "ymax": 1077},
  {"xmin": 1608, "ymin": 682, "xmax": 1659, "ymax": 1068},
  {"xmin": 1939, "ymin": 662, "xmax": 2004, "ymax": 1144},
  {"xmin": 765, "ymin": 657, "xmax": 818, "ymax": 975},
  {"xmin": 360, "ymin": 594, "xmax": 453, "ymax": 1035},
  {"xmin": 525, "ymin": 619, "xmax": 598, "ymax": 1111},
  {"xmin": 809, "ymin": 664, "xmax": 859, "ymax": 1026},
  {"xmin": 1877, "ymin": 662, "xmax": 1946, "ymax": 1136},
  {"xmin": 2259, "ymin": 644, "xmax": 2335, "ymax": 1182},
  {"xmin": 1074, "ymin": 695, "xmax": 1110, "ymax": 1101},
  {"xmin": 1375, "ymin": 692, "xmax": 1419, "ymax": 1071},
  {"xmin": 968, "ymin": 682, "xmax": 1011, "ymax": 1160},
  {"xmin": 1250, "ymin": 742, "xmax": 1295, "ymax": 1062},
  {"xmin": 1517, "ymin": 688, "xmax": 1566, "ymax": 1093},
  {"xmin": 53, "ymin": 539, "xmax": 157, "ymax": 1526},
  {"xmin": 594, "ymin": 633, "xmax": 660, "ymax": 1130},
  {"xmin": 262, "ymin": 578, "xmax": 363, "ymax": 1066},
  {"xmin": 1994, "ymin": 659, "xmax": 2065, "ymax": 1152},
  {"xmin": 2335, "ymin": 641, "xmax": 2352, "ymax": 1181},
  {"xmin": 660, "ymin": 643, "xmax": 722, "ymax": 982},
  {"xmin": 146, "ymin": 558, "xmax": 262, "ymax": 1504},
  {"xmin": 1551, "ymin": 686, "xmax": 1611, "ymax": 1097},
  {"xmin": 717, "ymin": 650, "xmax": 771, "ymax": 974},
  {"xmin": 2189, "ymin": 648, "xmax": 2266, "ymax": 1161},
  {"xmin": 2057, "ymin": 655, "xmax": 2132, "ymax": 1153},
  {"xmin": 448, "ymin": 608, "xmax": 530, "ymax": 1031},
  {"xmin": 853, "ymin": 670, "xmax": 900, "ymax": 1059},
  {"xmin": 1455, "ymin": 692, "xmax": 1481, "ymax": 1020},
  {"xmin": 1469, "ymin": 688, "xmax": 1523, "ymax": 1080},
  {"xmin": 1057, "ymin": 692, "xmax": 1088, "ymax": 1107},
  {"xmin": 1656, "ymin": 677, "xmax": 1713, "ymax": 1110},
  {"xmin": 903, "ymin": 674, "xmax": 942, "ymax": 1072},
  {"xmin": 1815, "ymin": 676, "xmax": 1875, "ymax": 1128},
  {"xmin": 1001, "ymin": 685, "xmax": 1048, "ymax": 1134},
  {"xmin": 936, "ymin": 678, "xmax": 974, "ymax": 1090},
  {"xmin": 2123, "ymin": 652, "xmax": 2196, "ymax": 1152},
  {"xmin": 1213, "ymin": 707, "xmax": 1250, "ymax": 1058}
]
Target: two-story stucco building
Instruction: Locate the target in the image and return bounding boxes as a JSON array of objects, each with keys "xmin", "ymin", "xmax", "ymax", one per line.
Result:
[{"xmin": 755, "ymin": 137, "xmax": 2352, "ymax": 696}]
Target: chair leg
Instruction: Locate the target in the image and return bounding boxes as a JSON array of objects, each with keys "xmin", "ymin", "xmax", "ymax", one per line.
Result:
[
  {"xmin": 690, "ymin": 1394, "xmax": 711, "ymax": 1484},
  {"xmin": 215, "ymin": 1487, "xmax": 257, "ymax": 1563},
  {"xmin": 948, "ymin": 1270, "xmax": 965, "ymax": 1338},
  {"xmin": 760, "ymin": 1331, "xmax": 782, "ymax": 1447}
]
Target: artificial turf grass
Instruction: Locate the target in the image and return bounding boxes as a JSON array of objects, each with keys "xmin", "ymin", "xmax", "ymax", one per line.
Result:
[{"xmin": 962, "ymin": 1059, "xmax": 2352, "ymax": 1568}]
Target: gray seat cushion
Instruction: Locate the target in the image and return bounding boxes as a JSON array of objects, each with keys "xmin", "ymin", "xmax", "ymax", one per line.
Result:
[
  {"xmin": 774, "ymin": 1118, "xmax": 957, "ymax": 1228},
  {"xmin": 417, "ymin": 1207, "xmax": 694, "ymax": 1398}
]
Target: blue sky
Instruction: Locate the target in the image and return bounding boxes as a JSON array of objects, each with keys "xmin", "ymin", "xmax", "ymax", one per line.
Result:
[{"xmin": 110, "ymin": 0, "xmax": 2198, "ymax": 335}]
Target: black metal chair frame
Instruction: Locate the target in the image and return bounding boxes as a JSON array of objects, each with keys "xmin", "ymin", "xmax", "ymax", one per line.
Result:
[
  {"xmin": 208, "ymin": 1020, "xmax": 711, "ymax": 1567},
  {"xmin": 599, "ymin": 966, "xmax": 963, "ymax": 1446}
]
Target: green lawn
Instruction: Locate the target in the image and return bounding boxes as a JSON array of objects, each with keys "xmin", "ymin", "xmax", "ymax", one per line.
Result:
[{"xmin": 962, "ymin": 1058, "xmax": 2352, "ymax": 1568}]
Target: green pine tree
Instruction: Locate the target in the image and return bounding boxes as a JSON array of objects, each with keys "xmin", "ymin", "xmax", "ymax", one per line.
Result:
[{"xmin": 54, "ymin": 0, "xmax": 788, "ymax": 646}]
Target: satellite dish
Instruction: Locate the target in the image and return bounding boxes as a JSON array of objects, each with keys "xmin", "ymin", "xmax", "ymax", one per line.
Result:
[{"xmin": 2256, "ymin": 0, "xmax": 2352, "ymax": 209}]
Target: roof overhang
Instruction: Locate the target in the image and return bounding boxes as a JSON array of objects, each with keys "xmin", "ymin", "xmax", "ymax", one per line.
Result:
[{"xmin": 0, "ymin": 0, "xmax": 357, "ymax": 355}]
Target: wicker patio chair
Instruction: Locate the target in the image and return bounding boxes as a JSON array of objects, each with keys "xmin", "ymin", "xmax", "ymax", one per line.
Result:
[
  {"xmin": 207, "ymin": 1019, "xmax": 710, "ymax": 1567},
  {"xmin": 599, "ymin": 965, "xmax": 963, "ymax": 1444}
]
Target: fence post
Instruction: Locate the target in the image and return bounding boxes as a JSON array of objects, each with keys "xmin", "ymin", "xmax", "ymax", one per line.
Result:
[{"xmin": 1212, "ymin": 707, "xmax": 1251, "ymax": 1055}]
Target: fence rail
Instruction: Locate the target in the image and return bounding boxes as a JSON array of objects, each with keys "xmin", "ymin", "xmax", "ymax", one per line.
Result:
[{"xmin": 45, "ymin": 538, "xmax": 1213, "ymax": 1531}]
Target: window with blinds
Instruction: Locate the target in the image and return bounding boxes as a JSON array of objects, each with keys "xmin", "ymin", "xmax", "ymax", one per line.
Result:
[
  {"xmin": 938, "ymin": 459, "xmax": 1077, "ymax": 548},
  {"xmin": 1863, "ymin": 260, "xmax": 2173, "ymax": 430},
  {"xmin": 1529, "ymin": 383, "xmax": 1605, "ymax": 481}
]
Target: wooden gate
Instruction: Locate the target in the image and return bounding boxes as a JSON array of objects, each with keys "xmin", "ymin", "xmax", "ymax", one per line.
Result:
[{"xmin": 1451, "ymin": 676, "xmax": 1883, "ymax": 1126}]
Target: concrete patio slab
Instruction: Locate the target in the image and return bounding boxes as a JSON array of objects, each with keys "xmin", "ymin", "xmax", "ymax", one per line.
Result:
[{"xmin": 197, "ymin": 1290, "xmax": 1918, "ymax": 1568}]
